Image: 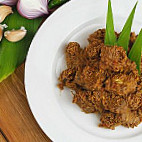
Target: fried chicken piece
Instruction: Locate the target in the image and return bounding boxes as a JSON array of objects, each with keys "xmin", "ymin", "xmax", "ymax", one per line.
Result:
[
  {"xmin": 105, "ymin": 73, "xmax": 138, "ymax": 96},
  {"xmin": 83, "ymin": 44, "xmax": 101, "ymax": 68},
  {"xmin": 84, "ymin": 43, "xmax": 101, "ymax": 59},
  {"xmin": 138, "ymin": 107, "xmax": 142, "ymax": 121},
  {"xmin": 130, "ymin": 32, "xmax": 137, "ymax": 43},
  {"xmin": 58, "ymin": 29, "xmax": 142, "ymax": 130},
  {"xmin": 58, "ymin": 68, "xmax": 76, "ymax": 90},
  {"xmin": 100, "ymin": 110, "xmax": 141, "ymax": 129},
  {"xmin": 129, "ymin": 32, "xmax": 137, "ymax": 50},
  {"xmin": 121, "ymin": 110, "xmax": 141, "ymax": 128},
  {"xmin": 127, "ymin": 92, "xmax": 142, "ymax": 110},
  {"xmin": 66, "ymin": 42, "xmax": 82, "ymax": 68},
  {"xmin": 88, "ymin": 29, "xmax": 105, "ymax": 44},
  {"xmin": 74, "ymin": 66, "xmax": 105, "ymax": 90},
  {"xmin": 73, "ymin": 90, "xmax": 96, "ymax": 113},
  {"xmin": 100, "ymin": 46, "xmax": 128, "ymax": 72},
  {"xmin": 99, "ymin": 111, "xmax": 121, "ymax": 130},
  {"xmin": 73, "ymin": 90, "xmax": 104, "ymax": 113},
  {"xmin": 91, "ymin": 91, "xmax": 104, "ymax": 112},
  {"xmin": 102, "ymin": 92, "xmax": 128, "ymax": 113}
]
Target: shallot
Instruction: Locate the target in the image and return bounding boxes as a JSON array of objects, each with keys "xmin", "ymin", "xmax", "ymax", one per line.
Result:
[
  {"xmin": 17, "ymin": 0, "xmax": 48, "ymax": 19},
  {"xmin": 0, "ymin": 0, "xmax": 18, "ymax": 5}
]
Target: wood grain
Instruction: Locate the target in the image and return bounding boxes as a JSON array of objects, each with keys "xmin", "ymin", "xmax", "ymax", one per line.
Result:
[
  {"xmin": 0, "ymin": 64, "xmax": 51, "ymax": 142},
  {"xmin": 0, "ymin": 132, "xmax": 7, "ymax": 142}
]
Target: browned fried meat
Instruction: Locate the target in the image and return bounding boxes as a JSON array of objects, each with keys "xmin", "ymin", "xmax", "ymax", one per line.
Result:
[{"xmin": 58, "ymin": 29, "xmax": 142, "ymax": 129}]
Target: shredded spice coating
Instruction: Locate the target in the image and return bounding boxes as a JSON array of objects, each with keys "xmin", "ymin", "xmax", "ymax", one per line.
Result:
[{"xmin": 58, "ymin": 29, "xmax": 142, "ymax": 129}]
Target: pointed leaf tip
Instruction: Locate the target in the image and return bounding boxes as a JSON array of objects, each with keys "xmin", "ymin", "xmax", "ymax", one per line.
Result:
[
  {"xmin": 128, "ymin": 29, "xmax": 142, "ymax": 74},
  {"xmin": 117, "ymin": 2, "xmax": 138, "ymax": 52},
  {"xmin": 104, "ymin": 0, "xmax": 117, "ymax": 46}
]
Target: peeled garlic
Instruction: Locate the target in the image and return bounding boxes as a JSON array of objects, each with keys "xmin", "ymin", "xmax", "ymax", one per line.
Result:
[
  {"xmin": 4, "ymin": 26, "xmax": 27, "ymax": 42},
  {"xmin": 0, "ymin": 5, "xmax": 13, "ymax": 23},
  {"xmin": 0, "ymin": 24, "xmax": 8, "ymax": 41}
]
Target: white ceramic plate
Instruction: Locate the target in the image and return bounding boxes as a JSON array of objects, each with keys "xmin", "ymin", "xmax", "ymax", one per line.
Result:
[{"xmin": 25, "ymin": 0, "xmax": 142, "ymax": 141}]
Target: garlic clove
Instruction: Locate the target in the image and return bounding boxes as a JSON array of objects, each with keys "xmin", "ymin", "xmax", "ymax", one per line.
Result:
[
  {"xmin": 0, "ymin": 0, "xmax": 18, "ymax": 6},
  {"xmin": 17, "ymin": 0, "xmax": 48, "ymax": 19},
  {"xmin": 0, "ymin": 25, "xmax": 3, "ymax": 41},
  {"xmin": 0, "ymin": 24, "xmax": 8, "ymax": 41},
  {"xmin": 4, "ymin": 26, "xmax": 27, "ymax": 42},
  {"xmin": 0, "ymin": 5, "xmax": 13, "ymax": 23}
]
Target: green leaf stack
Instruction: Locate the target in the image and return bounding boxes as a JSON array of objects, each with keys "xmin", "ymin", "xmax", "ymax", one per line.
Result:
[
  {"xmin": 105, "ymin": 0, "xmax": 142, "ymax": 74},
  {"xmin": 0, "ymin": 8, "xmax": 42, "ymax": 82}
]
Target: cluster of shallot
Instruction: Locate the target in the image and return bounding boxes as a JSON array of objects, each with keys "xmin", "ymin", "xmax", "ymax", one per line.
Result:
[
  {"xmin": 0, "ymin": 0, "xmax": 48, "ymax": 42},
  {"xmin": 0, "ymin": 0, "xmax": 49, "ymax": 19}
]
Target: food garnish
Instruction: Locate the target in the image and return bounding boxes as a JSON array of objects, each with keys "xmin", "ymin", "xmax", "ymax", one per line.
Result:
[
  {"xmin": 104, "ymin": 0, "xmax": 116, "ymax": 46},
  {"xmin": 128, "ymin": 29, "xmax": 142, "ymax": 74},
  {"xmin": 48, "ymin": 0, "xmax": 69, "ymax": 9},
  {"xmin": 117, "ymin": 2, "xmax": 137, "ymax": 53},
  {"xmin": 105, "ymin": 0, "xmax": 141, "ymax": 74}
]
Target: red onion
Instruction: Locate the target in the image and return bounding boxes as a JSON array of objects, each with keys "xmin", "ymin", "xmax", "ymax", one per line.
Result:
[
  {"xmin": 0, "ymin": 0, "xmax": 18, "ymax": 5},
  {"xmin": 17, "ymin": 0, "xmax": 48, "ymax": 19}
]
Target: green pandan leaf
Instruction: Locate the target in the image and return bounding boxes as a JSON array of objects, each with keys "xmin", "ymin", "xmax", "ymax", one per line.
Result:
[
  {"xmin": 104, "ymin": 0, "xmax": 117, "ymax": 46},
  {"xmin": 0, "ymin": 8, "xmax": 42, "ymax": 82},
  {"xmin": 48, "ymin": 0, "xmax": 69, "ymax": 9},
  {"xmin": 128, "ymin": 29, "xmax": 142, "ymax": 74},
  {"xmin": 117, "ymin": 2, "xmax": 137, "ymax": 53}
]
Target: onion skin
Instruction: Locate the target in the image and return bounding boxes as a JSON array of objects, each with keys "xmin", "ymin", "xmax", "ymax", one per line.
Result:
[
  {"xmin": 17, "ymin": 0, "xmax": 49, "ymax": 19},
  {"xmin": 0, "ymin": 0, "xmax": 18, "ymax": 5}
]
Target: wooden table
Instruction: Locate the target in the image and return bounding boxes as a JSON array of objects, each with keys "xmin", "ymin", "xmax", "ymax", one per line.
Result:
[{"xmin": 0, "ymin": 64, "xmax": 51, "ymax": 142}]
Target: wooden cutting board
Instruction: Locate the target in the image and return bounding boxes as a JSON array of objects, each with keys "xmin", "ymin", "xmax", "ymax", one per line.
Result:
[{"xmin": 0, "ymin": 64, "xmax": 51, "ymax": 142}]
